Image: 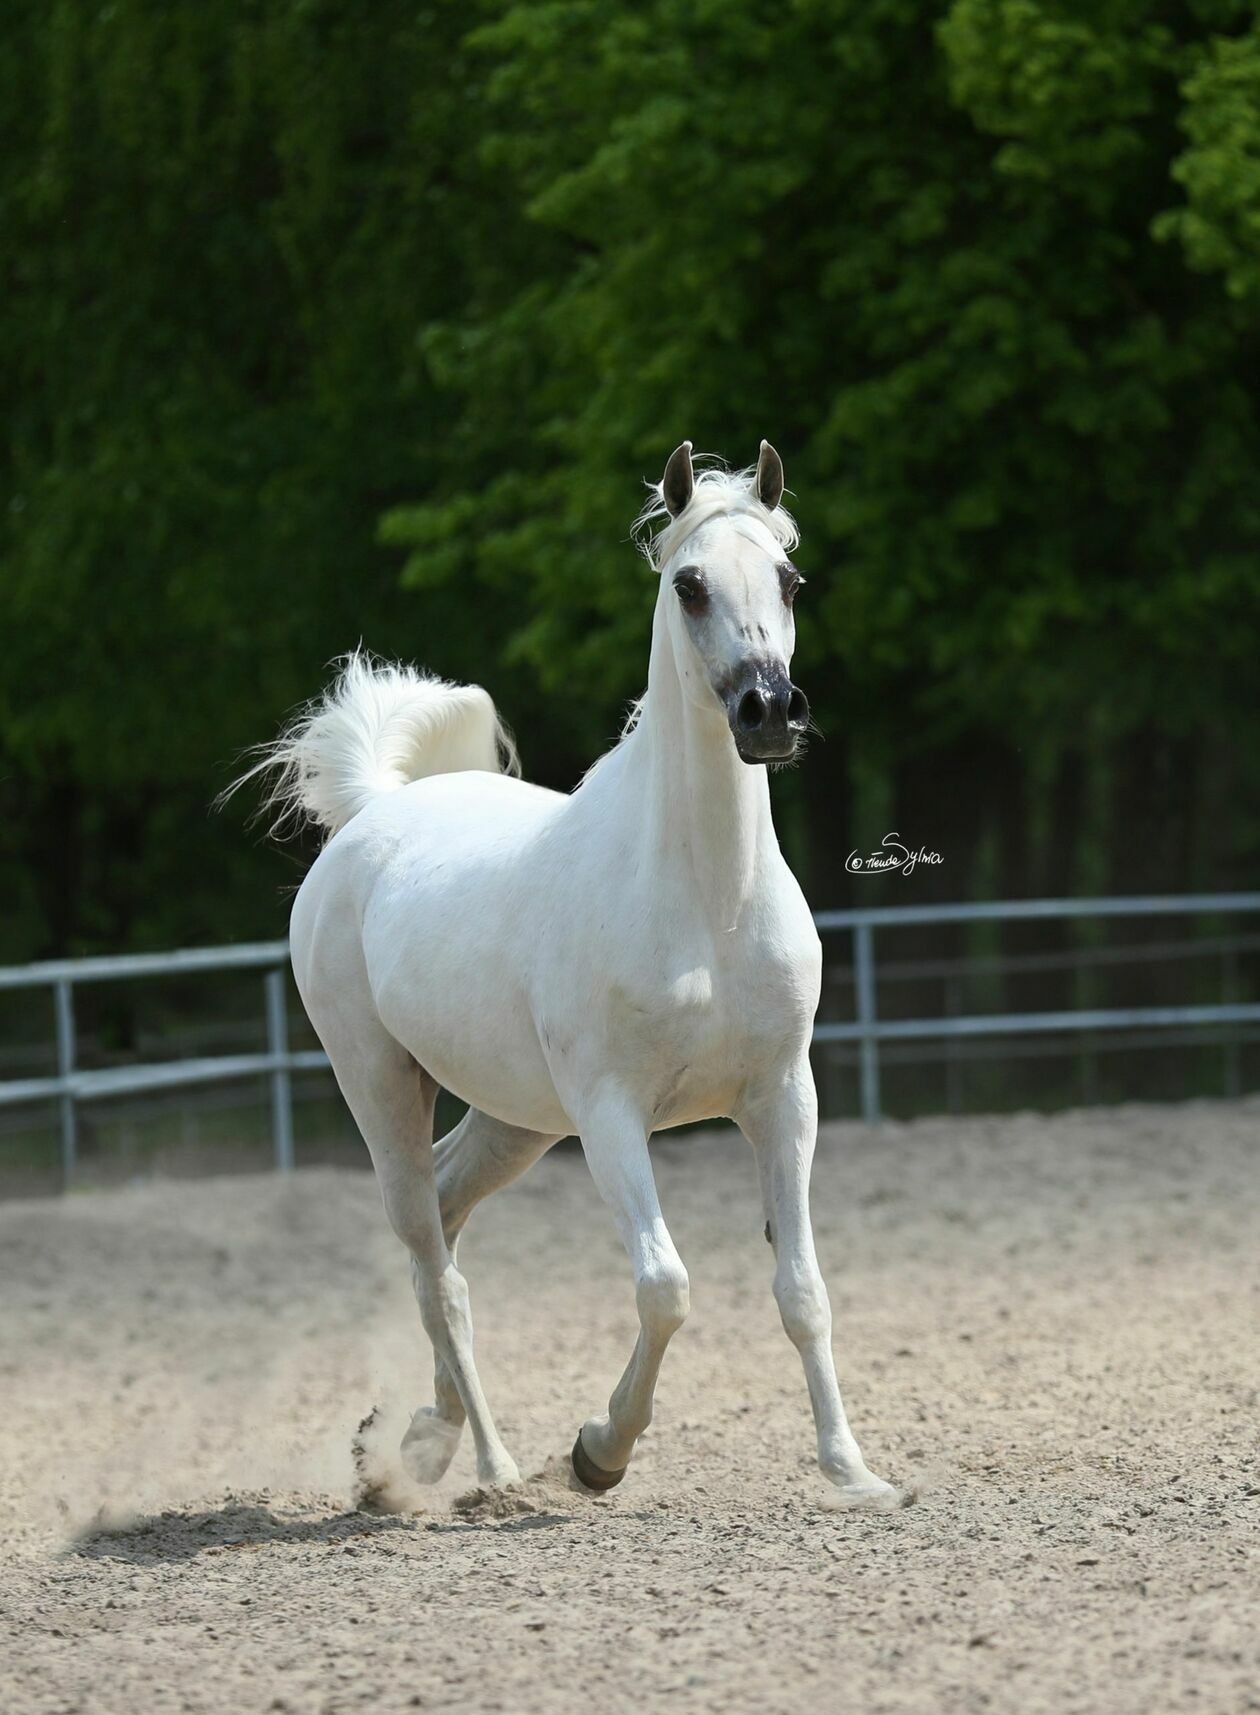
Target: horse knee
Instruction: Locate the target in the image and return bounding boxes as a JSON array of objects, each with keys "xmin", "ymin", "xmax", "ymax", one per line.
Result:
[
  {"xmin": 774, "ymin": 1270, "xmax": 831, "ymax": 1348},
  {"xmin": 636, "ymin": 1259, "xmax": 690, "ymax": 1341}
]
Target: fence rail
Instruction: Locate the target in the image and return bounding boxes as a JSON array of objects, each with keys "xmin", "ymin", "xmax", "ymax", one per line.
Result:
[
  {"xmin": 2, "ymin": 894, "xmax": 1259, "ymax": 1183},
  {"xmin": 0, "ymin": 942, "xmax": 302, "ymax": 1182},
  {"xmin": 817, "ymin": 893, "xmax": 1260, "ymax": 1123}
]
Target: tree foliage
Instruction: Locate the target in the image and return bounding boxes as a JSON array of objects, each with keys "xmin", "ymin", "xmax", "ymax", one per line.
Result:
[
  {"xmin": 389, "ymin": 0, "xmax": 1260, "ymax": 739},
  {"xmin": 1, "ymin": 1, "xmax": 549, "ymax": 953},
  {"xmin": 3, "ymin": 0, "xmax": 1260, "ymax": 959}
]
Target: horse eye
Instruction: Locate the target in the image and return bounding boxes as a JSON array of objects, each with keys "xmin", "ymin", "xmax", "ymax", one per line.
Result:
[
  {"xmin": 673, "ymin": 573, "xmax": 707, "ymax": 613},
  {"xmin": 779, "ymin": 564, "xmax": 805, "ymax": 606}
]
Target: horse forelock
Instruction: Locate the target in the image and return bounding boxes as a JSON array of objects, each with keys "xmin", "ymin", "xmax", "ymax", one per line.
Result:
[{"xmin": 634, "ymin": 463, "xmax": 799, "ymax": 573}]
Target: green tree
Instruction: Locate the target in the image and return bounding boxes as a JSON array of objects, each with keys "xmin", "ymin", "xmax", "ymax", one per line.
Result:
[
  {"xmin": 384, "ymin": 0, "xmax": 1260, "ymax": 900},
  {"xmin": 0, "ymin": 0, "xmax": 553, "ymax": 957},
  {"xmin": 3, "ymin": 0, "xmax": 1260, "ymax": 968}
]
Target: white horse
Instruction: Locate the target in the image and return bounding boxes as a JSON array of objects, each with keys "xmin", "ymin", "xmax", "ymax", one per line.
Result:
[{"xmin": 244, "ymin": 441, "xmax": 896, "ymax": 1507}]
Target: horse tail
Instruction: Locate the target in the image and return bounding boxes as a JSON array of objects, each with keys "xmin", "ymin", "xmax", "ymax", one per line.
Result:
[{"xmin": 224, "ymin": 649, "xmax": 520, "ymax": 841}]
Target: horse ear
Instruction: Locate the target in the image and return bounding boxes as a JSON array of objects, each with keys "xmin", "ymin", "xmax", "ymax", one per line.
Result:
[
  {"xmin": 755, "ymin": 440, "xmax": 784, "ymax": 511},
  {"xmin": 662, "ymin": 440, "xmax": 694, "ymax": 517}
]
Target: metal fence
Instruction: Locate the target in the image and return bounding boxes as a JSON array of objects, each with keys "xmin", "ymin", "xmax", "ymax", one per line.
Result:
[
  {"xmin": 2, "ymin": 892, "xmax": 1258, "ymax": 1184},
  {"xmin": 815, "ymin": 893, "xmax": 1260, "ymax": 1123},
  {"xmin": 0, "ymin": 943, "xmax": 314, "ymax": 1184}
]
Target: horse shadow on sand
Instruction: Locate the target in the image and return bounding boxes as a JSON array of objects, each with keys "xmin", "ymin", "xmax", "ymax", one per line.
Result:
[
  {"xmin": 71, "ymin": 1498, "xmax": 420, "ymax": 1565},
  {"xmin": 71, "ymin": 1486, "xmax": 578, "ymax": 1564}
]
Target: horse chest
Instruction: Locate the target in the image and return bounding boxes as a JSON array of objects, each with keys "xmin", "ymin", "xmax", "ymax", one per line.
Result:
[{"xmin": 598, "ymin": 936, "xmax": 811, "ymax": 1124}]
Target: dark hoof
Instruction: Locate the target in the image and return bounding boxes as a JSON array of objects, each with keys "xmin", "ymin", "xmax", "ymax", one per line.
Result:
[{"xmin": 571, "ymin": 1430, "xmax": 626, "ymax": 1492}]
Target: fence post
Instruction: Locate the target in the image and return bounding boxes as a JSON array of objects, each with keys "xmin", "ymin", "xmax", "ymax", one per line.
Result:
[
  {"xmin": 265, "ymin": 967, "xmax": 294, "ymax": 1172},
  {"xmin": 1222, "ymin": 946, "xmax": 1241, "ymax": 1098},
  {"xmin": 54, "ymin": 979, "xmax": 77, "ymax": 1186},
  {"xmin": 945, "ymin": 973, "xmax": 962, "ymax": 1114},
  {"xmin": 854, "ymin": 920, "xmax": 881, "ymax": 1125}
]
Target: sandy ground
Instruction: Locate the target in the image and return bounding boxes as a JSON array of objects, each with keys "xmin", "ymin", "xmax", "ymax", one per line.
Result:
[{"xmin": 1, "ymin": 1100, "xmax": 1258, "ymax": 1715}]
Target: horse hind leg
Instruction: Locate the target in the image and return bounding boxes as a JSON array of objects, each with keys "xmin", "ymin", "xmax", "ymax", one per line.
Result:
[
  {"xmin": 406, "ymin": 1109, "xmax": 562, "ymax": 1481},
  {"xmin": 399, "ymin": 1253, "xmax": 467, "ymax": 1484},
  {"xmin": 434, "ymin": 1107, "xmax": 561, "ymax": 1244},
  {"xmin": 319, "ymin": 1009, "xmax": 521, "ymax": 1489}
]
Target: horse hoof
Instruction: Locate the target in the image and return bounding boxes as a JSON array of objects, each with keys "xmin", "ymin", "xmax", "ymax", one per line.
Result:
[
  {"xmin": 400, "ymin": 1408, "xmax": 464, "ymax": 1485},
  {"xmin": 571, "ymin": 1430, "xmax": 626, "ymax": 1491}
]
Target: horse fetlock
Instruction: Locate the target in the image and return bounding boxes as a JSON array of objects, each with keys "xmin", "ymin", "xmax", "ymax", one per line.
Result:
[
  {"xmin": 476, "ymin": 1451, "xmax": 523, "ymax": 1490},
  {"xmin": 576, "ymin": 1415, "xmax": 633, "ymax": 1484},
  {"xmin": 820, "ymin": 1467, "xmax": 903, "ymax": 1511}
]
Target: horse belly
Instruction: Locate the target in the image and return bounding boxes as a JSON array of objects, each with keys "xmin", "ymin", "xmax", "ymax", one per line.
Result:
[
  {"xmin": 362, "ymin": 868, "xmax": 572, "ymax": 1137},
  {"xmin": 413, "ymin": 1025, "xmax": 571, "ymax": 1136},
  {"xmin": 370, "ymin": 944, "xmax": 569, "ymax": 1133}
]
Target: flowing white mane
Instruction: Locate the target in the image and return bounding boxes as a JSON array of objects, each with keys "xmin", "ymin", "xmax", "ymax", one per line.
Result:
[{"xmin": 634, "ymin": 461, "xmax": 799, "ymax": 572}]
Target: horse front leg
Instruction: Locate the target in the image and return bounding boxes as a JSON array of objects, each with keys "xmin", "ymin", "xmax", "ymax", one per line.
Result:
[
  {"xmin": 738, "ymin": 1062, "xmax": 901, "ymax": 1508},
  {"xmin": 570, "ymin": 1095, "xmax": 690, "ymax": 1489}
]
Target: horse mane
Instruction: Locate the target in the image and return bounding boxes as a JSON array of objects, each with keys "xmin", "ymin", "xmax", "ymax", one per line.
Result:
[{"xmin": 633, "ymin": 459, "xmax": 799, "ymax": 572}]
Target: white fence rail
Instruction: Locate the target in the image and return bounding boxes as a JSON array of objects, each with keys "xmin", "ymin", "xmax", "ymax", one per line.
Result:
[
  {"xmin": 2, "ymin": 893, "xmax": 1259, "ymax": 1184},
  {"xmin": 0, "ymin": 943, "xmax": 311, "ymax": 1183}
]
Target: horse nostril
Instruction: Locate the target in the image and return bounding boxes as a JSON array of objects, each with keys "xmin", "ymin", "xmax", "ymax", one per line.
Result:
[
  {"xmin": 737, "ymin": 689, "xmax": 766, "ymax": 731},
  {"xmin": 787, "ymin": 687, "xmax": 809, "ymax": 730}
]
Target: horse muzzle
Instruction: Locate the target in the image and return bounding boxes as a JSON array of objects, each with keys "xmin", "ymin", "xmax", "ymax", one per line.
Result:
[{"xmin": 725, "ymin": 663, "xmax": 810, "ymax": 764}]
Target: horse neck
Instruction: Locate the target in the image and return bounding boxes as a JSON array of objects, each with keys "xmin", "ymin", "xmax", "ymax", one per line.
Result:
[{"xmin": 630, "ymin": 595, "xmax": 776, "ymax": 930}]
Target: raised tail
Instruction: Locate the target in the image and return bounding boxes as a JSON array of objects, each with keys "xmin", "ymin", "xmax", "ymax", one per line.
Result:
[{"xmin": 227, "ymin": 650, "xmax": 519, "ymax": 841}]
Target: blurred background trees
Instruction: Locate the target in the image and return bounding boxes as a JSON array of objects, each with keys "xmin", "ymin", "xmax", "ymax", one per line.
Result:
[{"xmin": 3, "ymin": 0, "xmax": 1260, "ymax": 963}]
